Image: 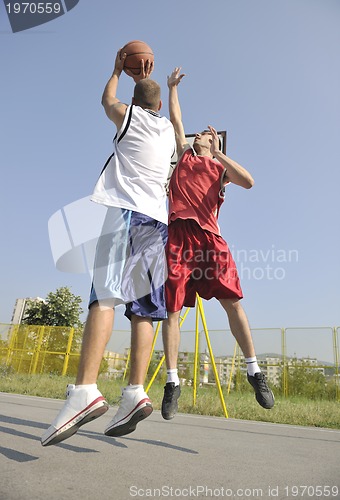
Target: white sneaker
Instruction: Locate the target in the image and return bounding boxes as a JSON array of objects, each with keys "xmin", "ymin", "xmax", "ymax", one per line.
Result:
[
  {"xmin": 41, "ymin": 384, "xmax": 109, "ymax": 446},
  {"xmin": 104, "ymin": 386, "xmax": 153, "ymax": 437}
]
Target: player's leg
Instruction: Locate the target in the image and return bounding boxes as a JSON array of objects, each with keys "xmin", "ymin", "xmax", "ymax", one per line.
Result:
[
  {"xmin": 104, "ymin": 315, "xmax": 154, "ymax": 437},
  {"xmin": 161, "ymin": 219, "xmax": 197, "ymax": 420},
  {"xmin": 219, "ymin": 298, "xmax": 255, "ymax": 358},
  {"xmin": 41, "ymin": 207, "xmax": 130, "ymax": 446},
  {"xmin": 41, "ymin": 302, "xmax": 112, "ymax": 447},
  {"xmin": 219, "ymin": 298, "xmax": 274, "ymax": 409},
  {"xmin": 105, "ymin": 213, "xmax": 167, "ymax": 436},
  {"xmin": 129, "ymin": 315, "xmax": 154, "ymax": 384},
  {"xmin": 162, "ymin": 310, "xmax": 181, "ymax": 371},
  {"xmin": 76, "ymin": 302, "xmax": 115, "ymax": 384},
  {"xmin": 161, "ymin": 310, "xmax": 181, "ymax": 420}
]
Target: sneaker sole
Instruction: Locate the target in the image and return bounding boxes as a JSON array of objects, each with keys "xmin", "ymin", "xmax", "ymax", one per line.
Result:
[
  {"xmin": 256, "ymin": 391, "xmax": 275, "ymax": 409},
  {"xmin": 161, "ymin": 401, "xmax": 179, "ymax": 420},
  {"xmin": 41, "ymin": 399, "xmax": 109, "ymax": 447},
  {"xmin": 161, "ymin": 410, "xmax": 177, "ymax": 420},
  {"xmin": 104, "ymin": 404, "xmax": 153, "ymax": 437}
]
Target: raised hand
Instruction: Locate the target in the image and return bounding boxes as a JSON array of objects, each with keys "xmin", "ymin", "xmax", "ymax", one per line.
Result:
[
  {"xmin": 113, "ymin": 49, "xmax": 126, "ymax": 75},
  {"xmin": 208, "ymin": 125, "xmax": 220, "ymax": 156},
  {"xmin": 167, "ymin": 67, "xmax": 185, "ymax": 88}
]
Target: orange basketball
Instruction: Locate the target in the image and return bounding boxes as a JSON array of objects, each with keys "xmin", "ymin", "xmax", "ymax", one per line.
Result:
[{"xmin": 120, "ymin": 40, "xmax": 154, "ymax": 76}]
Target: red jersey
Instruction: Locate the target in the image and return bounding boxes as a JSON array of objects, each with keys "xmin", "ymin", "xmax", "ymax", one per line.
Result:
[{"xmin": 168, "ymin": 148, "xmax": 226, "ymax": 235}]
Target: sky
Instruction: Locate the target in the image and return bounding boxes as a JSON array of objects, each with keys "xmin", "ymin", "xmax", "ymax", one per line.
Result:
[{"xmin": 0, "ymin": 0, "xmax": 339, "ymax": 362}]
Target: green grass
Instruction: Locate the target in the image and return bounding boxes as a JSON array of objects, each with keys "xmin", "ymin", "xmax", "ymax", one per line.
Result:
[{"xmin": 1, "ymin": 372, "xmax": 339, "ymax": 429}]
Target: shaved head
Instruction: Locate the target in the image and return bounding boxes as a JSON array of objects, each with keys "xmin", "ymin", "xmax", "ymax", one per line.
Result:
[{"xmin": 133, "ymin": 79, "xmax": 161, "ymax": 111}]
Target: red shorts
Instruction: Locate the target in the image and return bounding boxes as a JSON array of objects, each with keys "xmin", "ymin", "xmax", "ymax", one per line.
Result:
[{"xmin": 165, "ymin": 219, "xmax": 243, "ymax": 312}]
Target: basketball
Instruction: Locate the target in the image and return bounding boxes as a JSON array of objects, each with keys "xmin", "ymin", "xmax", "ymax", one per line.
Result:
[{"xmin": 120, "ymin": 40, "xmax": 154, "ymax": 76}]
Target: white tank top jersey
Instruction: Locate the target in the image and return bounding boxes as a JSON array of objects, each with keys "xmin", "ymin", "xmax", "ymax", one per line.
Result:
[{"xmin": 91, "ymin": 105, "xmax": 175, "ymax": 224}]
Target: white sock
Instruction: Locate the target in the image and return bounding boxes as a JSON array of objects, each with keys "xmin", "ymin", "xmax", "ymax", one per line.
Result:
[
  {"xmin": 167, "ymin": 369, "xmax": 179, "ymax": 386},
  {"xmin": 125, "ymin": 384, "xmax": 143, "ymax": 391},
  {"xmin": 75, "ymin": 383, "xmax": 97, "ymax": 390},
  {"xmin": 245, "ymin": 357, "xmax": 261, "ymax": 376}
]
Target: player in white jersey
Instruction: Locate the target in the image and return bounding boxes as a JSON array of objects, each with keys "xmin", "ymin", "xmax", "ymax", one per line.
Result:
[
  {"xmin": 92, "ymin": 104, "xmax": 174, "ymax": 224},
  {"xmin": 41, "ymin": 49, "xmax": 175, "ymax": 446}
]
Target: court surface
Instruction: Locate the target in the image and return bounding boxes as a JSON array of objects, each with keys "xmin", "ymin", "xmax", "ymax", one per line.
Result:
[{"xmin": 1, "ymin": 392, "xmax": 340, "ymax": 500}]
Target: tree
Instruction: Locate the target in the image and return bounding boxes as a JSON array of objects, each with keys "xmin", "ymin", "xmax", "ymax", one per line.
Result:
[
  {"xmin": 277, "ymin": 358, "xmax": 330, "ymax": 400},
  {"xmin": 232, "ymin": 369, "xmax": 252, "ymax": 393},
  {"xmin": 22, "ymin": 286, "xmax": 83, "ymax": 328},
  {"xmin": 19, "ymin": 287, "xmax": 84, "ymax": 375}
]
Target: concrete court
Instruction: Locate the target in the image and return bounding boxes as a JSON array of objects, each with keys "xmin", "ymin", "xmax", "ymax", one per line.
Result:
[{"xmin": 0, "ymin": 392, "xmax": 340, "ymax": 500}]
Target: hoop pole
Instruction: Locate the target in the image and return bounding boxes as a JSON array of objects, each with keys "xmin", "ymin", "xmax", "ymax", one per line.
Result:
[
  {"xmin": 193, "ymin": 303, "xmax": 200, "ymax": 406},
  {"xmin": 197, "ymin": 295, "xmax": 228, "ymax": 418}
]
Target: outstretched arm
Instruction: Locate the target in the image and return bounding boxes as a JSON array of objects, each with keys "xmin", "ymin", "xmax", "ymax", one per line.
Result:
[
  {"xmin": 167, "ymin": 67, "xmax": 190, "ymax": 158},
  {"xmin": 208, "ymin": 125, "xmax": 254, "ymax": 189},
  {"xmin": 101, "ymin": 50, "xmax": 128, "ymax": 129}
]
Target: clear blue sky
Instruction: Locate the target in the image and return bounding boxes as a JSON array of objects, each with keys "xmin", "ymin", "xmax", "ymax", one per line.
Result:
[{"xmin": 1, "ymin": 0, "xmax": 339, "ymax": 361}]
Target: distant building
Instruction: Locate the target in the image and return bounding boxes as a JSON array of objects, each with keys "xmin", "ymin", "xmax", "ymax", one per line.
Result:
[
  {"xmin": 264, "ymin": 357, "xmax": 282, "ymax": 384},
  {"xmin": 103, "ymin": 350, "xmax": 127, "ymax": 378},
  {"xmin": 135, "ymin": 347, "xmax": 329, "ymax": 386},
  {"xmin": 153, "ymin": 349, "xmax": 194, "ymax": 376},
  {"xmin": 288, "ymin": 357, "xmax": 325, "ymax": 376},
  {"xmin": 213, "ymin": 355, "xmax": 326, "ymax": 386},
  {"xmin": 214, "ymin": 355, "xmax": 245, "ymax": 385},
  {"xmin": 11, "ymin": 297, "xmax": 45, "ymax": 324}
]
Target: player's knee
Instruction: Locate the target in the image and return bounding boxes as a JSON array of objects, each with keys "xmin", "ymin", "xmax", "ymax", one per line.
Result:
[
  {"xmin": 220, "ymin": 297, "xmax": 242, "ymax": 314},
  {"xmin": 167, "ymin": 310, "xmax": 181, "ymax": 326}
]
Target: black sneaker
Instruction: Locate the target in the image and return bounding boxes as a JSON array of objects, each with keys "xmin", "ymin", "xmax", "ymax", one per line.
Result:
[
  {"xmin": 161, "ymin": 382, "xmax": 181, "ymax": 420},
  {"xmin": 247, "ymin": 372, "xmax": 275, "ymax": 409}
]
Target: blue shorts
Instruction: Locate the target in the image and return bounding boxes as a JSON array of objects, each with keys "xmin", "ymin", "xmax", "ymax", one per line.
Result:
[{"xmin": 89, "ymin": 207, "xmax": 168, "ymax": 321}]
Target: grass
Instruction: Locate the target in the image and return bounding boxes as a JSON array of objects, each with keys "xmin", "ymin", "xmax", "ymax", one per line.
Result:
[{"xmin": 1, "ymin": 371, "xmax": 339, "ymax": 429}]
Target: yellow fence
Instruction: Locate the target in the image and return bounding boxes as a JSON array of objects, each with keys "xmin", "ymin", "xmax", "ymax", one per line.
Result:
[
  {"xmin": 1, "ymin": 323, "xmax": 80, "ymax": 376},
  {"xmin": 0, "ymin": 322, "xmax": 339, "ymax": 400}
]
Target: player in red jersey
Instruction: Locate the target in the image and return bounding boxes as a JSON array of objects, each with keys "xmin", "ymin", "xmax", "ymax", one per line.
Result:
[{"xmin": 161, "ymin": 68, "xmax": 274, "ymax": 420}]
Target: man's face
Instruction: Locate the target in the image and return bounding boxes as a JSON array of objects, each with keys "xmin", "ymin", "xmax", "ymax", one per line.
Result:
[{"xmin": 193, "ymin": 131, "xmax": 212, "ymax": 149}]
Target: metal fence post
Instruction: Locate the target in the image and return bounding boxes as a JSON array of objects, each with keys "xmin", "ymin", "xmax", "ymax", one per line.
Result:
[
  {"xmin": 5, "ymin": 324, "xmax": 18, "ymax": 367},
  {"xmin": 282, "ymin": 328, "xmax": 288, "ymax": 396},
  {"xmin": 333, "ymin": 327, "xmax": 339, "ymax": 400},
  {"xmin": 30, "ymin": 326, "xmax": 45, "ymax": 375},
  {"xmin": 61, "ymin": 327, "xmax": 74, "ymax": 376}
]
